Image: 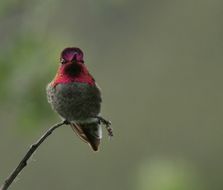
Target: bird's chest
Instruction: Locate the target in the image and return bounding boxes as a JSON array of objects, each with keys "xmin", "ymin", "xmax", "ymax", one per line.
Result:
[{"xmin": 48, "ymin": 83, "xmax": 101, "ymax": 121}]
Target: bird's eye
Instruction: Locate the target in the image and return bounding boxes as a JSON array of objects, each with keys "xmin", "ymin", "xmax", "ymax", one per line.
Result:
[{"xmin": 60, "ymin": 58, "xmax": 67, "ymax": 64}]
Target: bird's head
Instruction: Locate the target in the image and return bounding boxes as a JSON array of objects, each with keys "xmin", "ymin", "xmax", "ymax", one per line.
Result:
[
  {"xmin": 52, "ymin": 47, "xmax": 95, "ymax": 86},
  {"xmin": 60, "ymin": 47, "xmax": 84, "ymax": 64},
  {"xmin": 59, "ymin": 47, "xmax": 85, "ymax": 77}
]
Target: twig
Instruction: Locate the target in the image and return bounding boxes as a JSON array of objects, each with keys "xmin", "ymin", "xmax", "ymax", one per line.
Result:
[{"xmin": 0, "ymin": 120, "xmax": 69, "ymax": 190}]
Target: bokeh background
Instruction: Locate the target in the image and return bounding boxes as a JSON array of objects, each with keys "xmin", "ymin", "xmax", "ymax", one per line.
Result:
[{"xmin": 0, "ymin": 0, "xmax": 223, "ymax": 190}]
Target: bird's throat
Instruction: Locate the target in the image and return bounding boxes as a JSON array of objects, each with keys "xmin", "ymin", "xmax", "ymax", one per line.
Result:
[
  {"xmin": 64, "ymin": 63, "xmax": 82, "ymax": 77},
  {"xmin": 52, "ymin": 63, "xmax": 95, "ymax": 87}
]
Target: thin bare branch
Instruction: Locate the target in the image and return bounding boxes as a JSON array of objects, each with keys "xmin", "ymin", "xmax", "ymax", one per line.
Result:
[{"xmin": 0, "ymin": 120, "xmax": 69, "ymax": 190}]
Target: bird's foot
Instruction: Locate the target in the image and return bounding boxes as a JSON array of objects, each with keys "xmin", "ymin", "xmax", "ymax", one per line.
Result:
[
  {"xmin": 63, "ymin": 119, "xmax": 71, "ymax": 125},
  {"xmin": 96, "ymin": 116, "xmax": 113, "ymax": 137}
]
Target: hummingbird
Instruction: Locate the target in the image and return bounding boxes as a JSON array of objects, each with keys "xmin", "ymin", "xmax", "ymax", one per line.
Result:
[{"xmin": 46, "ymin": 47, "xmax": 113, "ymax": 151}]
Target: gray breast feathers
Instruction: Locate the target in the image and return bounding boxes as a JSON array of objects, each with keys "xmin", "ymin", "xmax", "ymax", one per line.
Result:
[{"xmin": 46, "ymin": 82, "xmax": 102, "ymax": 121}]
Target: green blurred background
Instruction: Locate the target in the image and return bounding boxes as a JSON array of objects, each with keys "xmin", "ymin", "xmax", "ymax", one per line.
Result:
[{"xmin": 0, "ymin": 0, "xmax": 223, "ymax": 190}]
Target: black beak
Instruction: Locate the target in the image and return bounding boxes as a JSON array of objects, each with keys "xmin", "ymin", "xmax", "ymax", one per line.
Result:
[{"xmin": 72, "ymin": 54, "xmax": 78, "ymax": 62}]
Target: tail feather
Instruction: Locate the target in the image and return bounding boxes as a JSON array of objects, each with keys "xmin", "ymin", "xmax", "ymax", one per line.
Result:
[{"xmin": 70, "ymin": 122, "xmax": 102, "ymax": 151}]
